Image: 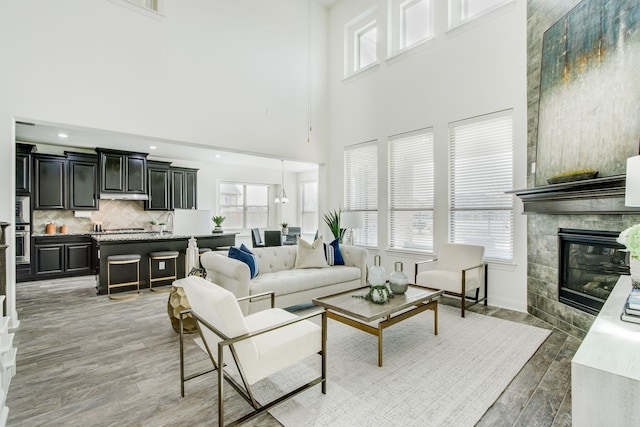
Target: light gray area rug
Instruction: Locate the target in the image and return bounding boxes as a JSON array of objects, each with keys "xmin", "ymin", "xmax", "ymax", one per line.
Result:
[{"xmin": 252, "ymin": 304, "xmax": 551, "ymax": 427}]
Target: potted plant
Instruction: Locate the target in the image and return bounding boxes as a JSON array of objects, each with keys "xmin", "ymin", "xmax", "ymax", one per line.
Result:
[
  {"xmin": 323, "ymin": 209, "xmax": 346, "ymax": 242},
  {"xmin": 158, "ymin": 222, "xmax": 166, "ymax": 233},
  {"xmin": 150, "ymin": 220, "xmax": 158, "ymax": 231},
  {"xmin": 281, "ymin": 222, "xmax": 289, "ymax": 235},
  {"xmin": 212, "ymin": 215, "xmax": 225, "ymax": 233}
]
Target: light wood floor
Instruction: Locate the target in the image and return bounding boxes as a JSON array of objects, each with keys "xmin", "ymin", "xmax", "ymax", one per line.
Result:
[{"xmin": 6, "ymin": 276, "xmax": 580, "ymax": 426}]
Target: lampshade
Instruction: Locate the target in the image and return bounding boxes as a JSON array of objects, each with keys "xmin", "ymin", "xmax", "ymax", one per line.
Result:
[
  {"xmin": 341, "ymin": 211, "xmax": 362, "ymax": 229},
  {"xmin": 626, "ymin": 155, "xmax": 640, "ymax": 207}
]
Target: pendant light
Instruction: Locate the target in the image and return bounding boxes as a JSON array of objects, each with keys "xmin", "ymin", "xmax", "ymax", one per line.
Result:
[{"xmin": 274, "ymin": 160, "xmax": 289, "ymax": 204}]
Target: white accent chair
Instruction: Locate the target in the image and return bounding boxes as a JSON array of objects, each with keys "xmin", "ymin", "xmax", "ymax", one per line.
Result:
[
  {"xmin": 177, "ymin": 276, "xmax": 326, "ymax": 426},
  {"xmin": 414, "ymin": 243, "xmax": 488, "ymax": 317}
]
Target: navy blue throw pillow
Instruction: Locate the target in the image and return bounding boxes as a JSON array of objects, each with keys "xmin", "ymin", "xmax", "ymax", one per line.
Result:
[{"xmin": 228, "ymin": 246, "xmax": 259, "ymax": 278}]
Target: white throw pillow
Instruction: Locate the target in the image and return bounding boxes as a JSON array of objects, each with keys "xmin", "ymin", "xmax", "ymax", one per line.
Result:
[{"xmin": 295, "ymin": 236, "xmax": 329, "ymax": 269}]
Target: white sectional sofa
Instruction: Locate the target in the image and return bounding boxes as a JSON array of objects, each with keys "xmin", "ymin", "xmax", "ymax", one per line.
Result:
[{"xmin": 200, "ymin": 244, "xmax": 368, "ymax": 314}]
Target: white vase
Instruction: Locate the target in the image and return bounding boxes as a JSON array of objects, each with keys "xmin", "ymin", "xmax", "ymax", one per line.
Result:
[
  {"xmin": 389, "ymin": 261, "xmax": 409, "ymax": 294},
  {"xmin": 368, "ymin": 255, "xmax": 386, "ymax": 287},
  {"xmin": 631, "ymin": 257, "xmax": 640, "ymax": 288}
]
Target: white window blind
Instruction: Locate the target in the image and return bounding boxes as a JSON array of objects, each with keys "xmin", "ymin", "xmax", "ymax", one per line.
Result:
[
  {"xmin": 389, "ymin": 128, "xmax": 434, "ymax": 251},
  {"xmin": 449, "ymin": 110, "xmax": 514, "ymax": 261},
  {"xmin": 345, "ymin": 142, "xmax": 378, "ymax": 247}
]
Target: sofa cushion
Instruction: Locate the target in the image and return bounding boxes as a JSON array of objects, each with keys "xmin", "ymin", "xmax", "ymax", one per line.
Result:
[
  {"xmin": 250, "ymin": 265, "xmax": 362, "ymax": 297},
  {"xmin": 295, "ymin": 236, "xmax": 329, "ymax": 269},
  {"xmin": 229, "ymin": 246, "xmax": 259, "ymax": 278}
]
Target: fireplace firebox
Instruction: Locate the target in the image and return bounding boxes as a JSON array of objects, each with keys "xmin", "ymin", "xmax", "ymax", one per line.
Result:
[{"xmin": 558, "ymin": 228, "xmax": 629, "ymax": 315}]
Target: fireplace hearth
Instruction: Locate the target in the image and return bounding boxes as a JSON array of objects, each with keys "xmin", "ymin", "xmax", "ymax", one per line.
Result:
[{"xmin": 558, "ymin": 228, "xmax": 629, "ymax": 315}]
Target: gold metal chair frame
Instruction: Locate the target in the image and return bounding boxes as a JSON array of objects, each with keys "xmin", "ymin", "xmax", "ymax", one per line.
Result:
[
  {"xmin": 179, "ymin": 291, "xmax": 327, "ymax": 427},
  {"xmin": 107, "ymin": 258, "xmax": 141, "ymax": 300},
  {"xmin": 415, "ymin": 259, "xmax": 488, "ymax": 317},
  {"xmin": 149, "ymin": 254, "xmax": 177, "ymax": 293}
]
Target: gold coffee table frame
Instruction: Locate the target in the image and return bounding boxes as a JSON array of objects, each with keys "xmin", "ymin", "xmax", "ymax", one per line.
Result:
[{"xmin": 313, "ymin": 285, "xmax": 443, "ymax": 367}]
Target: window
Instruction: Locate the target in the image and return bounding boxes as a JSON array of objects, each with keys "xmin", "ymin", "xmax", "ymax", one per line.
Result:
[
  {"xmin": 345, "ymin": 142, "xmax": 378, "ymax": 247},
  {"xmin": 449, "ymin": 110, "xmax": 513, "ymax": 261},
  {"xmin": 344, "ymin": 8, "xmax": 378, "ymax": 77},
  {"xmin": 389, "ymin": 0, "xmax": 433, "ymax": 57},
  {"xmin": 389, "ymin": 128, "xmax": 434, "ymax": 251},
  {"xmin": 219, "ymin": 182, "xmax": 269, "ymax": 229},
  {"xmin": 448, "ymin": 0, "xmax": 512, "ymax": 29},
  {"xmin": 301, "ymin": 181, "xmax": 318, "ymax": 234}
]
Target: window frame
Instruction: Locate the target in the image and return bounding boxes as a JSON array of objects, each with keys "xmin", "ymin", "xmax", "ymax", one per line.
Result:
[
  {"xmin": 388, "ymin": 127, "xmax": 435, "ymax": 253},
  {"xmin": 344, "ymin": 7, "xmax": 379, "ymax": 78},
  {"xmin": 344, "ymin": 141, "xmax": 379, "ymax": 248},
  {"xmin": 448, "ymin": 109, "xmax": 514, "ymax": 262},
  {"xmin": 108, "ymin": 0, "xmax": 165, "ymax": 20},
  {"xmin": 448, "ymin": 0, "xmax": 513, "ymax": 30},
  {"xmin": 300, "ymin": 180, "xmax": 319, "ymax": 235},
  {"xmin": 388, "ymin": 0, "xmax": 434, "ymax": 58},
  {"xmin": 219, "ymin": 181, "xmax": 270, "ymax": 230}
]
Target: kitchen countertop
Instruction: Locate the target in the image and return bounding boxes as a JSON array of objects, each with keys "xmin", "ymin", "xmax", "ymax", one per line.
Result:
[{"xmin": 32, "ymin": 231, "xmax": 237, "ymax": 242}]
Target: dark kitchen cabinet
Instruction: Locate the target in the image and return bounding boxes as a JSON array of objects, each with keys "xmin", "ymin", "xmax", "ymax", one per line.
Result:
[
  {"xmin": 98, "ymin": 149, "xmax": 147, "ymax": 196},
  {"xmin": 16, "ymin": 143, "xmax": 35, "ymax": 194},
  {"xmin": 146, "ymin": 161, "xmax": 171, "ymax": 211},
  {"xmin": 33, "ymin": 154, "xmax": 67, "ymax": 210},
  {"xmin": 67, "ymin": 152, "xmax": 99, "ymax": 210},
  {"xmin": 171, "ymin": 167, "xmax": 198, "ymax": 210},
  {"xmin": 34, "ymin": 236, "xmax": 94, "ymax": 278}
]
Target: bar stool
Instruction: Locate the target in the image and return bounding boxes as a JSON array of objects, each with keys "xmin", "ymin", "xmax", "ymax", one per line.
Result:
[
  {"xmin": 198, "ymin": 247, "xmax": 212, "ymax": 257},
  {"xmin": 149, "ymin": 251, "xmax": 179, "ymax": 293},
  {"xmin": 107, "ymin": 254, "xmax": 141, "ymax": 300}
]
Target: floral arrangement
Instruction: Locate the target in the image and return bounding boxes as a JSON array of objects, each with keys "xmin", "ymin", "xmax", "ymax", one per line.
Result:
[
  {"xmin": 617, "ymin": 225, "xmax": 640, "ymax": 260},
  {"xmin": 353, "ymin": 285, "xmax": 394, "ymax": 304}
]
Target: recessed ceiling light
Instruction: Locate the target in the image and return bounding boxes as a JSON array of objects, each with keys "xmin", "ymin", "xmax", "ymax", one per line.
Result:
[
  {"xmin": 57, "ymin": 133, "xmax": 68, "ymax": 139},
  {"xmin": 215, "ymin": 154, "xmax": 221, "ymax": 158},
  {"xmin": 149, "ymin": 146, "xmax": 157, "ymax": 150}
]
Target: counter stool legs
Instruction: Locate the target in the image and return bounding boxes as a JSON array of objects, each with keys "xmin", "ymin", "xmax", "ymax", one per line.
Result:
[
  {"xmin": 107, "ymin": 255, "xmax": 141, "ymax": 300},
  {"xmin": 149, "ymin": 251, "xmax": 179, "ymax": 293}
]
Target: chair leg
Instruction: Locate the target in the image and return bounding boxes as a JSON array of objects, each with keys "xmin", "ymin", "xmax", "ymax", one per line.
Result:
[
  {"xmin": 461, "ymin": 270, "xmax": 466, "ymax": 318},
  {"xmin": 484, "ymin": 264, "xmax": 488, "ymax": 306}
]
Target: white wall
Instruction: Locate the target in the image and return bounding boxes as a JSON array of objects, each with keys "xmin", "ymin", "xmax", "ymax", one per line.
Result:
[
  {"xmin": 0, "ymin": 0, "xmax": 329, "ymax": 325},
  {"xmin": 326, "ymin": 0, "xmax": 529, "ymax": 311}
]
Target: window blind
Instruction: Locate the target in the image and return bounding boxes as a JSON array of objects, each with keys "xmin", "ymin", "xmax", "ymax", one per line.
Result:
[
  {"xmin": 345, "ymin": 142, "xmax": 378, "ymax": 247},
  {"xmin": 449, "ymin": 110, "xmax": 514, "ymax": 261},
  {"xmin": 389, "ymin": 128, "xmax": 434, "ymax": 251}
]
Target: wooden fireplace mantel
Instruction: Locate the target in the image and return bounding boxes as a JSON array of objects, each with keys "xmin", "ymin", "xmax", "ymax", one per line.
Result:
[{"xmin": 508, "ymin": 174, "xmax": 640, "ymax": 215}]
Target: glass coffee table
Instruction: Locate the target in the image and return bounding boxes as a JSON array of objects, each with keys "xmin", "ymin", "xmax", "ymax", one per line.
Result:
[{"xmin": 312, "ymin": 285, "xmax": 443, "ymax": 367}]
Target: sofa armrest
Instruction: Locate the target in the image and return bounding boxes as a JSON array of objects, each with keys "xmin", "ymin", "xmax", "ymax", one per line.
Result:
[
  {"xmin": 199, "ymin": 252, "xmax": 251, "ymax": 313},
  {"xmin": 340, "ymin": 245, "xmax": 369, "ymax": 286}
]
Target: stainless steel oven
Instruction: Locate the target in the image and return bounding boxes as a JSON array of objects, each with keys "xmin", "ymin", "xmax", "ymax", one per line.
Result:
[
  {"xmin": 15, "ymin": 224, "xmax": 30, "ymax": 265},
  {"xmin": 15, "ymin": 196, "xmax": 31, "ymax": 265}
]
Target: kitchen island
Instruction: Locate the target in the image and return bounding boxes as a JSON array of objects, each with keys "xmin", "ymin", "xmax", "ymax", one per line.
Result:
[{"xmin": 93, "ymin": 232, "xmax": 235, "ymax": 295}]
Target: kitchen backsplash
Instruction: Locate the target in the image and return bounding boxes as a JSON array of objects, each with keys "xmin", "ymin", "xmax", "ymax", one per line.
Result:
[{"xmin": 33, "ymin": 200, "xmax": 172, "ymax": 234}]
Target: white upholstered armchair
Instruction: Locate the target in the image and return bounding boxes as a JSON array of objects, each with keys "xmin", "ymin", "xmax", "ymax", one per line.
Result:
[
  {"xmin": 414, "ymin": 243, "xmax": 488, "ymax": 317},
  {"xmin": 177, "ymin": 276, "xmax": 327, "ymax": 426}
]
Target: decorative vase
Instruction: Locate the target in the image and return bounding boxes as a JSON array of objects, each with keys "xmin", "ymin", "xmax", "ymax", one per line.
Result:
[
  {"xmin": 282, "ymin": 227, "xmax": 288, "ymax": 235},
  {"xmin": 368, "ymin": 255, "xmax": 386, "ymax": 287},
  {"xmin": 389, "ymin": 261, "xmax": 409, "ymax": 294},
  {"xmin": 631, "ymin": 257, "xmax": 640, "ymax": 289}
]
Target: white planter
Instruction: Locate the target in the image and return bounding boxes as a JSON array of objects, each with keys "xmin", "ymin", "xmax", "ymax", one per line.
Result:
[{"xmin": 631, "ymin": 257, "xmax": 640, "ymax": 288}]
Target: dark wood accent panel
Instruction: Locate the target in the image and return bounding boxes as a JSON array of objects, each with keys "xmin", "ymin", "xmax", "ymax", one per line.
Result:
[
  {"xmin": 67, "ymin": 153, "xmax": 99, "ymax": 210},
  {"xmin": 126, "ymin": 156, "xmax": 146, "ymax": 193},
  {"xmin": 95, "ymin": 233, "xmax": 235, "ymax": 294},
  {"xmin": 146, "ymin": 161, "xmax": 171, "ymax": 211},
  {"xmin": 508, "ymin": 174, "xmax": 640, "ymax": 214},
  {"xmin": 171, "ymin": 169, "xmax": 185, "ymax": 209},
  {"xmin": 33, "ymin": 155, "xmax": 66, "ymax": 210},
  {"xmin": 35, "ymin": 244, "xmax": 64, "ymax": 275},
  {"xmin": 15, "ymin": 153, "xmax": 31, "ymax": 194}
]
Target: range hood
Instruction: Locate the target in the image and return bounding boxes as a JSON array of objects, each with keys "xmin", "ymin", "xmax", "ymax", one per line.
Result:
[{"xmin": 99, "ymin": 192, "xmax": 149, "ymax": 201}]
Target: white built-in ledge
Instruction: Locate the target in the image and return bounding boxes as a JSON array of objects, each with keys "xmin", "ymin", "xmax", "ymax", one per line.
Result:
[
  {"xmin": 508, "ymin": 174, "xmax": 640, "ymax": 214},
  {"xmin": 572, "ymin": 275, "xmax": 640, "ymax": 425}
]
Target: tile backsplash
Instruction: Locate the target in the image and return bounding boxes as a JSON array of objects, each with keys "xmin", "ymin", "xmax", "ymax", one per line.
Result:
[{"xmin": 33, "ymin": 200, "xmax": 172, "ymax": 234}]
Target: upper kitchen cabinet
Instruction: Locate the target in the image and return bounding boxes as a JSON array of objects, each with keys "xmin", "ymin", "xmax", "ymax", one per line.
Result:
[
  {"xmin": 98, "ymin": 148, "xmax": 148, "ymax": 199},
  {"xmin": 16, "ymin": 143, "xmax": 35, "ymax": 195},
  {"xmin": 66, "ymin": 152, "xmax": 99, "ymax": 210},
  {"xmin": 171, "ymin": 167, "xmax": 198, "ymax": 210},
  {"xmin": 145, "ymin": 161, "xmax": 171, "ymax": 211},
  {"xmin": 33, "ymin": 154, "xmax": 67, "ymax": 210}
]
